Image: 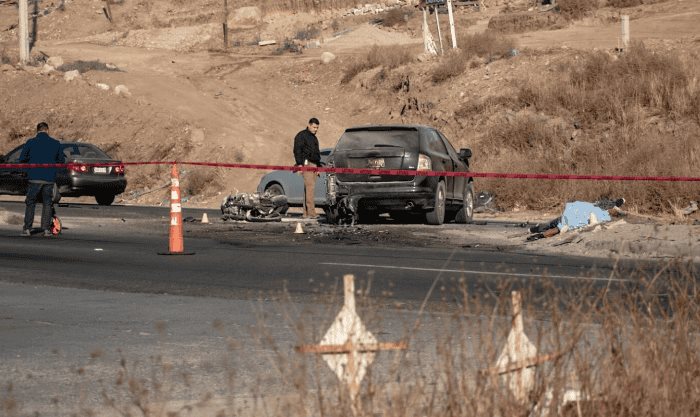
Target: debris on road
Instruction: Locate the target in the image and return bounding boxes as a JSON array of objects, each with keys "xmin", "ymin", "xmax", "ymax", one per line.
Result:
[{"xmin": 220, "ymin": 191, "xmax": 288, "ymax": 222}]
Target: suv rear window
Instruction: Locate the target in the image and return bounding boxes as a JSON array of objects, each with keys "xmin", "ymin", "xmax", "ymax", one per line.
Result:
[{"xmin": 335, "ymin": 128, "xmax": 420, "ymax": 151}]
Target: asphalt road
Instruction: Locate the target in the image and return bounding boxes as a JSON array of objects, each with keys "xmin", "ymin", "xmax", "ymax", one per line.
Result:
[{"xmin": 0, "ymin": 200, "xmax": 656, "ymax": 305}]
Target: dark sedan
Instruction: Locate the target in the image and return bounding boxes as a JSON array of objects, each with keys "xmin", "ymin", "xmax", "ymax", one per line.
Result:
[{"xmin": 0, "ymin": 142, "xmax": 127, "ymax": 205}]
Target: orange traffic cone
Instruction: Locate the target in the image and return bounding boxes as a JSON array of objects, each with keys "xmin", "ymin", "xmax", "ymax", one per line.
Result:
[{"xmin": 159, "ymin": 163, "xmax": 194, "ymax": 255}]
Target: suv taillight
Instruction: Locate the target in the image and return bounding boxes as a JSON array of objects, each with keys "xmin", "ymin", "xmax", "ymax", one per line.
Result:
[{"xmin": 417, "ymin": 154, "xmax": 432, "ymax": 171}]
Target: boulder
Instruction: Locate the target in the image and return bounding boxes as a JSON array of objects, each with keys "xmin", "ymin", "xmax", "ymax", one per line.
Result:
[
  {"xmin": 114, "ymin": 84, "xmax": 131, "ymax": 97},
  {"xmin": 230, "ymin": 6, "xmax": 262, "ymax": 27},
  {"xmin": 41, "ymin": 64, "xmax": 55, "ymax": 74},
  {"xmin": 46, "ymin": 56, "xmax": 63, "ymax": 68},
  {"xmin": 64, "ymin": 70, "xmax": 81, "ymax": 82},
  {"xmin": 320, "ymin": 52, "xmax": 336, "ymax": 64}
]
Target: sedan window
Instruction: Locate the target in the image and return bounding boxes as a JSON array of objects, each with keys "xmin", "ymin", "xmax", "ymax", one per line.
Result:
[
  {"xmin": 5, "ymin": 148, "xmax": 22, "ymax": 163},
  {"xmin": 62, "ymin": 144, "xmax": 110, "ymax": 159}
]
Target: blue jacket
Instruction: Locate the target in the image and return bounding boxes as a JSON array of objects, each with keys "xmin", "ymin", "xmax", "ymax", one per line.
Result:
[{"xmin": 19, "ymin": 132, "xmax": 65, "ymax": 182}]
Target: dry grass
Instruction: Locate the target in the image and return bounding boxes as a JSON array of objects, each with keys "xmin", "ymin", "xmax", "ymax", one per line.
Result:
[
  {"xmin": 5, "ymin": 263, "xmax": 700, "ymax": 416},
  {"xmin": 607, "ymin": 0, "xmax": 671, "ymax": 7},
  {"xmin": 378, "ymin": 7, "xmax": 411, "ymax": 28},
  {"xmin": 557, "ymin": 0, "xmax": 597, "ymax": 20},
  {"xmin": 467, "ymin": 43, "xmax": 700, "ymax": 212},
  {"xmin": 517, "ymin": 44, "xmax": 694, "ymax": 126},
  {"xmin": 487, "ymin": 11, "xmax": 568, "ymax": 34},
  {"xmin": 341, "ymin": 45, "xmax": 414, "ymax": 84},
  {"xmin": 236, "ymin": 0, "xmax": 367, "ymax": 13},
  {"xmin": 57, "ymin": 60, "xmax": 120, "ymax": 73},
  {"xmin": 431, "ymin": 33, "xmax": 517, "ymax": 83}
]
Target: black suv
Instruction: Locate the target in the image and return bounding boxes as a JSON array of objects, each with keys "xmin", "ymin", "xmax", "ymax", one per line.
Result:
[{"xmin": 326, "ymin": 125, "xmax": 473, "ymax": 225}]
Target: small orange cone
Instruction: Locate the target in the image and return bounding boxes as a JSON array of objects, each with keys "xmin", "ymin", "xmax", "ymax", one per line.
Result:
[{"xmin": 159, "ymin": 163, "xmax": 194, "ymax": 255}]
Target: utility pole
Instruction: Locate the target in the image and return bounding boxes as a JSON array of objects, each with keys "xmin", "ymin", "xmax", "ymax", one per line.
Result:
[
  {"xmin": 18, "ymin": 0, "xmax": 29, "ymax": 64},
  {"xmin": 223, "ymin": 0, "xmax": 229, "ymax": 49},
  {"xmin": 447, "ymin": 0, "xmax": 457, "ymax": 49}
]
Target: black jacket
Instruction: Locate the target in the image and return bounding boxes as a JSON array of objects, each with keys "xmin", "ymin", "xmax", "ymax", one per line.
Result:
[
  {"xmin": 19, "ymin": 132, "xmax": 65, "ymax": 182},
  {"xmin": 293, "ymin": 128, "xmax": 320, "ymax": 166}
]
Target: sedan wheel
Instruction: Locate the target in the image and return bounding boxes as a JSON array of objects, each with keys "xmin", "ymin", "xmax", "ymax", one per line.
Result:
[
  {"xmin": 95, "ymin": 193, "xmax": 115, "ymax": 206},
  {"xmin": 425, "ymin": 180, "xmax": 446, "ymax": 225}
]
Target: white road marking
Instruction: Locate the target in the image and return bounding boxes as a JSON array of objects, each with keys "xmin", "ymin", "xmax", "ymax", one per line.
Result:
[{"xmin": 320, "ymin": 262, "xmax": 631, "ymax": 283}]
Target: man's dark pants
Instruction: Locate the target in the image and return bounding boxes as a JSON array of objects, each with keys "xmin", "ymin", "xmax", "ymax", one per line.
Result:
[{"xmin": 24, "ymin": 182, "xmax": 54, "ymax": 232}]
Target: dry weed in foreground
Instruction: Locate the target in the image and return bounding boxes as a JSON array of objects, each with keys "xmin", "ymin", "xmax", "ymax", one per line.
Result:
[{"xmin": 4, "ymin": 263, "xmax": 699, "ymax": 416}]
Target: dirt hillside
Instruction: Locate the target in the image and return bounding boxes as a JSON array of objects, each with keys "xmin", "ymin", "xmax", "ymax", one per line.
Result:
[{"xmin": 1, "ymin": 0, "xmax": 698, "ymax": 214}]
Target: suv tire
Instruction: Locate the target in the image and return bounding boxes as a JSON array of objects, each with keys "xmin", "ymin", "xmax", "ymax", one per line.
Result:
[
  {"xmin": 425, "ymin": 180, "xmax": 446, "ymax": 225},
  {"xmin": 454, "ymin": 183, "xmax": 474, "ymax": 223}
]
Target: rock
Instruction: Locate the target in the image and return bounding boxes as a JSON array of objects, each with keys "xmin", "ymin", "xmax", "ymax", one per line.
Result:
[
  {"xmin": 106, "ymin": 63, "xmax": 118, "ymax": 70},
  {"xmin": 46, "ymin": 56, "xmax": 63, "ymax": 68},
  {"xmin": 230, "ymin": 6, "xmax": 262, "ymax": 27},
  {"xmin": 320, "ymin": 52, "xmax": 336, "ymax": 64},
  {"xmin": 114, "ymin": 84, "xmax": 131, "ymax": 96},
  {"xmin": 0, "ymin": 64, "xmax": 15, "ymax": 72},
  {"xmin": 64, "ymin": 70, "xmax": 81, "ymax": 82},
  {"xmin": 96, "ymin": 83, "xmax": 110, "ymax": 90},
  {"xmin": 41, "ymin": 64, "xmax": 55, "ymax": 74}
]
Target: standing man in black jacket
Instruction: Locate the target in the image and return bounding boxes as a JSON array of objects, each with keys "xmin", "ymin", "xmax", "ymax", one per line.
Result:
[
  {"xmin": 19, "ymin": 122, "xmax": 65, "ymax": 237},
  {"xmin": 293, "ymin": 117, "xmax": 321, "ymax": 219}
]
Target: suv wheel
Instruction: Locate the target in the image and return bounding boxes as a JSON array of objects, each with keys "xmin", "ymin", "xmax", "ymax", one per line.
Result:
[
  {"xmin": 455, "ymin": 183, "xmax": 474, "ymax": 223},
  {"xmin": 425, "ymin": 180, "xmax": 446, "ymax": 225},
  {"xmin": 95, "ymin": 193, "xmax": 115, "ymax": 206}
]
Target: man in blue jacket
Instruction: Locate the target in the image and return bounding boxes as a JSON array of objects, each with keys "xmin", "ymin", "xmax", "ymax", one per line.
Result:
[{"xmin": 19, "ymin": 122, "xmax": 65, "ymax": 237}]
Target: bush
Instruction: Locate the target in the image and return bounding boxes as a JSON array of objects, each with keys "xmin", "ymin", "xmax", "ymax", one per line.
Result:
[
  {"xmin": 57, "ymin": 60, "xmax": 120, "ymax": 73},
  {"xmin": 379, "ymin": 7, "xmax": 411, "ymax": 27},
  {"xmin": 488, "ymin": 11, "xmax": 567, "ymax": 34},
  {"xmin": 459, "ymin": 32, "xmax": 517, "ymax": 61},
  {"xmin": 557, "ymin": 0, "xmax": 597, "ymax": 20},
  {"xmin": 341, "ymin": 45, "xmax": 413, "ymax": 84},
  {"xmin": 431, "ymin": 51, "xmax": 468, "ymax": 83},
  {"xmin": 518, "ymin": 44, "xmax": 692, "ymax": 125}
]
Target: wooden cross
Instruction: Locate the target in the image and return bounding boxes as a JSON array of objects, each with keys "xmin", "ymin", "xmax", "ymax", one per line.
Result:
[
  {"xmin": 296, "ymin": 274, "xmax": 407, "ymax": 409},
  {"xmin": 480, "ymin": 291, "xmax": 567, "ymax": 402}
]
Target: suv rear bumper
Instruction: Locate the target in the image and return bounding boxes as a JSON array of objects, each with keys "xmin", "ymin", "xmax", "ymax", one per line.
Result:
[{"xmin": 335, "ymin": 181, "xmax": 436, "ymax": 211}]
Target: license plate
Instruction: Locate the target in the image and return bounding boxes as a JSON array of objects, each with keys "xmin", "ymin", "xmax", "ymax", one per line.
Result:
[
  {"xmin": 93, "ymin": 167, "xmax": 108, "ymax": 174},
  {"xmin": 367, "ymin": 158, "xmax": 385, "ymax": 169}
]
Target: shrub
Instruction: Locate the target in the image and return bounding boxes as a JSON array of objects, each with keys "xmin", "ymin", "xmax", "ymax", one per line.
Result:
[
  {"xmin": 557, "ymin": 0, "xmax": 597, "ymax": 20},
  {"xmin": 488, "ymin": 11, "xmax": 568, "ymax": 34},
  {"xmin": 295, "ymin": 24, "xmax": 321, "ymax": 41},
  {"xmin": 431, "ymin": 51, "xmax": 467, "ymax": 83},
  {"xmin": 341, "ymin": 45, "xmax": 413, "ymax": 84},
  {"xmin": 518, "ymin": 44, "xmax": 692, "ymax": 125},
  {"xmin": 459, "ymin": 31, "xmax": 517, "ymax": 61},
  {"xmin": 379, "ymin": 7, "xmax": 411, "ymax": 27},
  {"xmin": 57, "ymin": 60, "xmax": 120, "ymax": 73}
]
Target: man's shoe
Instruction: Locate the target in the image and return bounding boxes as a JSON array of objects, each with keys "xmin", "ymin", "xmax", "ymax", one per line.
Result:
[
  {"xmin": 21, "ymin": 229, "xmax": 31, "ymax": 237},
  {"xmin": 42, "ymin": 230, "xmax": 53, "ymax": 237}
]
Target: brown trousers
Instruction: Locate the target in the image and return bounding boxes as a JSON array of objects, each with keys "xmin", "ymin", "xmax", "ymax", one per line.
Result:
[{"xmin": 302, "ymin": 170, "xmax": 316, "ymax": 217}]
